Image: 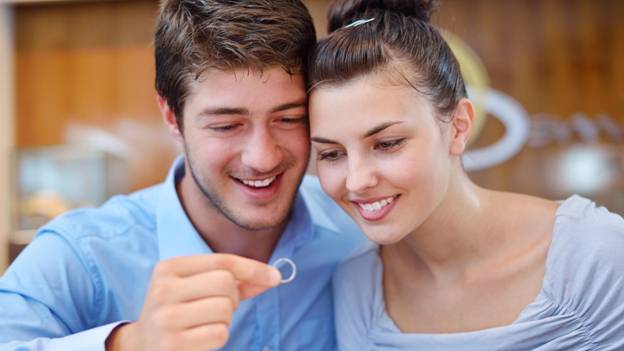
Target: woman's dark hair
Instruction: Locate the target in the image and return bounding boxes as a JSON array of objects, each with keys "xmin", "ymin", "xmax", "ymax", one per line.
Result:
[{"xmin": 308, "ymin": 0, "xmax": 466, "ymax": 118}]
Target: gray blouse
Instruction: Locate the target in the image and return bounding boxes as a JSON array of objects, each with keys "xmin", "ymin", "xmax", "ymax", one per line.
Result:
[{"xmin": 333, "ymin": 195, "xmax": 624, "ymax": 350}]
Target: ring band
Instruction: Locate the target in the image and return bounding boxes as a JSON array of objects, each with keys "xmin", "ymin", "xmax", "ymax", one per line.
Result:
[{"xmin": 272, "ymin": 257, "xmax": 297, "ymax": 284}]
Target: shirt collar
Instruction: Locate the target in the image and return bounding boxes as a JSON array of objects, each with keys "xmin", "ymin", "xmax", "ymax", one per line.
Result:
[
  {"xmin": 156, "ymin": 156, "xmax": 315, "ymax": 261},
  {"xmin": 157, "ymin": 156, "xmax": 212, "ymax": 259},
  {"xmin": 268, "ymin": 191, "xmax": 314, "ymax": 263}
]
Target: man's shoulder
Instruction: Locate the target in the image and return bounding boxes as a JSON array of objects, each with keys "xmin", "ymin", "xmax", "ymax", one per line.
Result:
[
  {"xmin": 299, "ymin": 175, "xmax": 367, "ymax": 257},
  {"xmin": 299, "ymin": 175, "xmax": 358, "ymax": 233},
  {"xmin": 299, "ymin": 174, "xmax": 326, "ymax": 202},
  {"xmin": 40, "ymin": 183, "xmax": 163, "ymax": 242}
]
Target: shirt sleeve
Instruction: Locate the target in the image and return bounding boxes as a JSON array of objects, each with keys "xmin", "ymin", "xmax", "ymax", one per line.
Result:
[
  {"xmin": 0, "ymin": 230, "xmax": 121, "ymax": 349},
  {"xmin": 0, "ymin": 322, "xmax": 124, "ymax": 351}
]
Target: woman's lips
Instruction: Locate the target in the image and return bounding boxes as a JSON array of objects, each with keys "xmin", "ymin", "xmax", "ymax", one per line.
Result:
[{"xmin": 351, "ymin": 195, "xmax": 399, "ymax": 222}]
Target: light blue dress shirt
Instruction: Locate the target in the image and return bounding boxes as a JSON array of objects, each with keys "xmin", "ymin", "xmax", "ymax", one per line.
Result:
[
  {"xmin": 0, "ymin": 157, "xmax": 364, "ymax": 351},
  {"xmin": 333, "ymin": 195, "xmax": 624, "ymax": 351}
]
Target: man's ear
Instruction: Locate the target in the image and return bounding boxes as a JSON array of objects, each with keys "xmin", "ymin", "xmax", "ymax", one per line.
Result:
[
  {"xmin": 449, "ymin": 98, "xmax": 475, "ymax": 156},
  {"xmin": 157, "ymin": 95, "xmax": 183, "ymax": 141}
]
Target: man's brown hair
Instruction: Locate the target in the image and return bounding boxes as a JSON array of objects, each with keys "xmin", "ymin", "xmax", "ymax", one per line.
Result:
[{"xmin": 155, "ymin": 0, "xmax": 316, "ymax": 127}]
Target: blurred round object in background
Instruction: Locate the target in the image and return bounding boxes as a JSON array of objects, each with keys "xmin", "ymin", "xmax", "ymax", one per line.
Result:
[
  {"xmin": 545, "ymin": 144, "xmax": 623, "ymax": 197},
  {"xmin": 444, "ymin": 31, "xmax": 531, "ymax": 172},
  {"xmin": 462, "ymin": 89, "xmax": 531, "ymax": 171},
  {"xmin": 443, "ymin": 30, "xmax": 489, "ymax": 146}
]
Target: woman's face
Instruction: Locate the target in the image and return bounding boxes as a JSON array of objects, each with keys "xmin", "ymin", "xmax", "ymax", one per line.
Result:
[{"xmin": 309, "ymin": 73, "xmax": 456, "ymax": 244}]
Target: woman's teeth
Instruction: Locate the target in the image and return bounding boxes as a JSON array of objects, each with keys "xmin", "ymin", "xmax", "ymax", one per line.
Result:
[
  {"xmin": 358, "ymin": 196, "xmax": 395, "ymax": 212},
  {"xmin": 241, "ymin": 176, "xmax": 276, "ymax": 188}
]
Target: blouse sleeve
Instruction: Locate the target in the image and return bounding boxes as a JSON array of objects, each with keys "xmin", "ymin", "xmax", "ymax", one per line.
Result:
[{"xmin": 544, "ymin": 199, "xmax": 624, "ymax": 350}]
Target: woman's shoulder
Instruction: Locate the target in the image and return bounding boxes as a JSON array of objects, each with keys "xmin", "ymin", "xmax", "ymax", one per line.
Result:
[
  {"xmin": 548, "ymin": 195, "xmax": 624, "ymax": 270},
  {"xmin": 556, "ymin": 194, "xmax": 624, "ymax": 226},
  {"xmin": 542, "ymin": 196, "xmax": 624, "ymax": 340}
]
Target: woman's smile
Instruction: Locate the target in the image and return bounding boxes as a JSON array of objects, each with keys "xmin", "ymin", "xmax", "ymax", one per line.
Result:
[{"xmin": 350, "ymin": 195, "xmax": 401, "ymax": 221}]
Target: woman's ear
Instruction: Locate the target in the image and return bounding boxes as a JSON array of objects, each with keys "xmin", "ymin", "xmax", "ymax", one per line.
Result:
[
  {"xmin": 449, "ymin": 98, "xmax": 475, "ymax": 156},
  {"xmin": 157, "ymin": 95, "xmax": 183, "ymax": 141}
]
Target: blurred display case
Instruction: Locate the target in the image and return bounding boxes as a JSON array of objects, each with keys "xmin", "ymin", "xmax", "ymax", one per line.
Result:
[{"xmin": 10, "ymin": 145, "xmax": 127, "ymax": 261}]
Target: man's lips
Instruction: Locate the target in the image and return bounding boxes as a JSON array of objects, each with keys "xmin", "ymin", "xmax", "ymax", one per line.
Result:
[
  {"xmin": 235, "ymin": 175, "xmax": 277, "ymax": 188},
  {"xmin": 231, "ymin": 173, "xmax": 284, "ymax": 201}
]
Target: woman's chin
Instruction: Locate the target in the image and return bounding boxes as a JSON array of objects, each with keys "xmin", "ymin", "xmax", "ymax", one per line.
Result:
[{"xmin": 363, "ymin": 230, "xmax": 406, "ymax": 246}]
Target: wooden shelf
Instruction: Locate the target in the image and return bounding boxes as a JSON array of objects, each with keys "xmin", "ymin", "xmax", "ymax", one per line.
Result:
[{"xmin": 4, "ymin": 0, "xmax": 122, "ymax": 5}]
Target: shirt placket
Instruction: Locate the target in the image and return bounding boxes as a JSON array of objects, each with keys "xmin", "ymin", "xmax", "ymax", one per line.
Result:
[{"xmin": 254, "ymin": 285, "xmax": 280, "ymax": 351}]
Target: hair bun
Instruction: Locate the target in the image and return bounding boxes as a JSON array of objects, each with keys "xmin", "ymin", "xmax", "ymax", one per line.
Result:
[{"xmin": 328, "ymin": 0, "xmax": 439, "ymax": 32}]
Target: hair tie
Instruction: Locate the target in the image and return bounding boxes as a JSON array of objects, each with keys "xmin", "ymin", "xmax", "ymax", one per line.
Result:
[{"xmin": 344, "ymin": 17, "xmax": 375, "ymax": 29}]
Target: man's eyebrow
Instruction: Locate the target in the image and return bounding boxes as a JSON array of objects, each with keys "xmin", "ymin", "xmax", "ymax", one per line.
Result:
[
  {"xmin": 197, "ymin": 107, "xmax": 250, "ymax": 117},
  {"xmin": 311, "ymin": 136, "xmax": 338, "ymax": 144},
  {"xmin": 270, "ymin": 98, "xmax": 307, "ymax": 113},
  {"xmin": 363, "ymin": 121, "xmax": 404, "ymax": 138},
  {"xmin": 195, "ymin": 98, "xmax": 306, "ymax": 118}
]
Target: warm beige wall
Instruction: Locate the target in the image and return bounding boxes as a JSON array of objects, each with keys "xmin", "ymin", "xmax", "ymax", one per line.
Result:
[
  {"xmin": 303, "ymin": 0, "xmax": 329, "ymax": 38},
  {"xmin": 0, "ymin": 4, "xmax": 15, "ymax": 273}
]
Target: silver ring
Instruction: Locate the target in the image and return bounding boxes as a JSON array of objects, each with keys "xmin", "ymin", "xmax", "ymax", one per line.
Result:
[{"xmin": 272, "ymin": 257, "xmax": 297, "ymax": 284}]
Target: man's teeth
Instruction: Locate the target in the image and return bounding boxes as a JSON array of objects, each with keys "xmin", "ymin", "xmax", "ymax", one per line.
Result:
[
  {"xmin": 241, "ymin": 176, "xmax": 276, "ymax": 188},
  {"xmin": 358, "ymin": 196, "xmax": 395, "ymax": 212}
]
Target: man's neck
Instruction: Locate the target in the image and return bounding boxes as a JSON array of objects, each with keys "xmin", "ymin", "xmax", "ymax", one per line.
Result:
[{"xmin": 176, "ymin": 173, "xmax": 286, "ymax": 263}]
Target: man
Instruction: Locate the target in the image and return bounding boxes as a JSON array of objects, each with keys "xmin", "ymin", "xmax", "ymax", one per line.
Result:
[{"xmin": 0, "ymin": 1, "xmax": 363, "ymax": 350}]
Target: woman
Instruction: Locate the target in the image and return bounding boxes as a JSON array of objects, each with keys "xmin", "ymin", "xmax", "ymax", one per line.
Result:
[{"xmin": 307, "ymin": 1, "xmax": 624, "ymax": 350}]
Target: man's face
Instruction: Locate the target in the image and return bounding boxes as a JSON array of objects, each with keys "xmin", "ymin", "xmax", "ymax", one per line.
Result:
[{"xmin": 178, "ymin": 67, "xmax": 310, "ymax": 230}]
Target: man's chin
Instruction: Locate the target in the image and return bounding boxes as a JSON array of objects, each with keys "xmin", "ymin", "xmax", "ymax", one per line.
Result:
[
  {"xmin": 224, "ymin": 201, "xmax": 290, "ymax": 231},
  {"xmin": 234, "ymin": 216, "xmax": 288, "ymax": 231}
]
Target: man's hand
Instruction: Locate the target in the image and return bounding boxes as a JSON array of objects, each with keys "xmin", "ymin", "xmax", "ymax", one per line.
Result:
[{"xmin": 106, "ymin": 254, "xmax": 281, "ymax": 351}]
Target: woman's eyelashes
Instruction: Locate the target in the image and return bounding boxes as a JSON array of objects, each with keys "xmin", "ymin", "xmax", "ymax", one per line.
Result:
[
  {"xmin": 374, "ymin": 137, "xmax": 407, "ymax": 151},
  {"xmin": 316, "ymin": 138, "xmax": 407, "ymax": 162},
  {"xmin": 317, "ymin": 148, "xmax": 346, "ymax": 162}
]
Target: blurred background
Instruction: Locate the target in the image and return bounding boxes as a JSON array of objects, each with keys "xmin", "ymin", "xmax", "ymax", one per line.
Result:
[{"xmin": 0, "ymin": 0, "xmax": 622, "ymax": 273}]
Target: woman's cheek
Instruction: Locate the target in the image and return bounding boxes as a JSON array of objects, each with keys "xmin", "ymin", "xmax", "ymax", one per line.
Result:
[{"xmin": 317, "ymin": 164, "xmax": 346, "ymax": 201}]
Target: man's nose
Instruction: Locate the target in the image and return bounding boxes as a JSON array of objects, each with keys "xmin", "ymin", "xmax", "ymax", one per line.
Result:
[{"xmin": 241, "ymin": 126, "xmax": 283, "ymax": 173}]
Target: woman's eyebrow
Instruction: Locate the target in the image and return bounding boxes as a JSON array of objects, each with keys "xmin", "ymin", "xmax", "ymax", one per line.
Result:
[
  {"xmin": 311, "ymin": 136, "xmax": 338, "ymax": 144},
  {"xmin": 312, "ymin": 121, "xmax": 404, "ymax": 144},
  {"xmin": 363, "ymin": 121, "xmax": 404, "ymax": 138}
]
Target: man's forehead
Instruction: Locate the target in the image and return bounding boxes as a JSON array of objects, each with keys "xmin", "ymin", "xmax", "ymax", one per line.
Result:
[
  {"xmin": 184, "ymin": 67, "xmax": 306, "ymax": 116},
  {"xmin": 195, "ymin": 65, "xmax": 303, "ymax": 82}
]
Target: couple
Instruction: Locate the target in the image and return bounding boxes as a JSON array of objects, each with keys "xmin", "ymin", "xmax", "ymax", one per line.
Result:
[{"xmin": 2, "ymin": 0, "xmax": 624, "ymax": 350}]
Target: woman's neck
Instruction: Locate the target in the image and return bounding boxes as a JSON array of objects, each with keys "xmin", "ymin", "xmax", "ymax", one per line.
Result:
[
  {"xmin": 382, "ymin": 172, "xmax": 503, "ymax": 284},
  {"xmin": 379, "ymin": 175, "xmax": 559, "ymax": 333}
]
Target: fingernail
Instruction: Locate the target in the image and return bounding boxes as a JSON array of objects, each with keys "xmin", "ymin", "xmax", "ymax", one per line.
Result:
[{"xmin": 268, "ymin": 267, "xmax": 281, "ymax": 285}]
